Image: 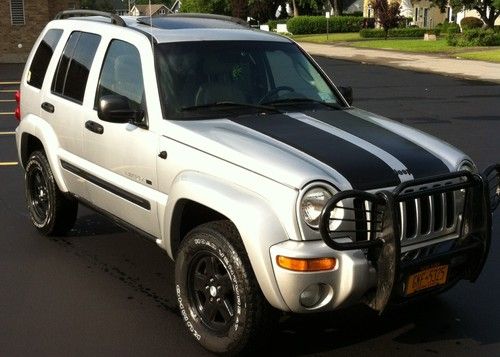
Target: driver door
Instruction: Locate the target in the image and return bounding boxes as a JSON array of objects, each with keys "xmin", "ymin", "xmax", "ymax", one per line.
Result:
[{"xmin": 81, "ymin": 39, "xmax": 160, "ymax": 238}]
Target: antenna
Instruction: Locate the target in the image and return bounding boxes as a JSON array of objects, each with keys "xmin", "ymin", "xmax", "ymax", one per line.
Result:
[{"xmin": 149, "ymin": 0, "xmax": 154, "ymax": 50}]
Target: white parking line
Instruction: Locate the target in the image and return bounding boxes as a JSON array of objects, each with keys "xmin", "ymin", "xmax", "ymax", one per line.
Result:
[
  {"xmin": 0, "ymin": 162, "xmax": 18, "ymax": 166},
  {"xmin": 0, "ymin": 99, "xmax": 15, "ymax": 102},
  {"xmin": 0, "ymin": 112, "xmax": 14, "ymax": 115},
  {"xmin": 0, "ymin": 132, "xmax": 15, "ymax": 135},
  {"xmin": 0, "ymin": 90, "xmax": 16, "ymax": 93},
  {"xmin": 0, "ymin": 81, "xmax": 20, "ymax": 85}
]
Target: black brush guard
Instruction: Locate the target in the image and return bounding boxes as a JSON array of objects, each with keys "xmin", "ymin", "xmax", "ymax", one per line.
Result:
[{"xmin": 319, "ymin": 164, "xmax": 500, "ymax": 313}]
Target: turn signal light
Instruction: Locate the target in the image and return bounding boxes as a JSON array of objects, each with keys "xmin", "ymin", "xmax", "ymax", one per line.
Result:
[{"xmin": 276, "ymin": 256, "xmax": 336, "ymax": 272}]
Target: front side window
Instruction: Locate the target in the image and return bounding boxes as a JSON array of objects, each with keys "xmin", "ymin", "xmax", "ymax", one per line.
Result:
[
  {"xmin": 27, "ymin": 29, "xmax": 63, "ymax": 89},
  {"xmin": 52, "ymin": 31, "xmax": 101, "ymax": 103},
  {"xmin": 155, "ymin": 41, "xmax": 342, "ymax": 120},
  {"xmin": 95, "ymin": 40, "xmax": 145, "ymax": 112}
]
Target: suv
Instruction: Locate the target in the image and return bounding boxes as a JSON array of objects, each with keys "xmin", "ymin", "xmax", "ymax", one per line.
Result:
[{"xmin": 15, "ymin": 10, "xmax": 500, "ymax": 355}]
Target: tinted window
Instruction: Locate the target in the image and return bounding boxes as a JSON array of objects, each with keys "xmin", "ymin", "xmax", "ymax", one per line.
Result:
[
  {"xmin": 27, "ymin": 29, "xmax": 63, "ymax": 89},
  {"xmin": 155, "ymin": 41, "xmax": 341, "ymax": 120},
  {"xmin": 52, "ymin": 31, "xmax": 101, "ymax": 103},
  {"xmin": 95, "ymin": 40, "xmax": 145, "ymax": 112}
]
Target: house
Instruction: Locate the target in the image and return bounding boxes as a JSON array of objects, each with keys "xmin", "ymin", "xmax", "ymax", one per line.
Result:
[
  {"xmin": 1, "ymin": 0, "xmax": 79, "ymax": 63},
  {"xmin": 363, "ymin": 0, "xmax": 446, "ymax": 28},
  {"xmin": 129, "ymin": 4, "xmax": 171, "ymax": 16},
  {"xmin": 343, "ymin": 0, "xmax": 364, "ymax": 14},
  {"xmin": 410, "ymin": 0, "xmax": 447, "ymax": 28},
  {"xmin": 452, "ymin": 8, "xmax": 500, "ymax": 27},
  {"xmin": 107, "ymin": 0, "xmax": 129, "ymax": 15},
  {"xmin": 170, "ymin": 0, "xmax": 181, "ymax": 13}
]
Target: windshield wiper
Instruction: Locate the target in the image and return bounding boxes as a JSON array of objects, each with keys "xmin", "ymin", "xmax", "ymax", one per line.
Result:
[
  {"xmin": 261, "ymin": 98, "xmax": 343, "ymax": 110},
  {"xmin": 181, "ymin": 101, "xmax": 280, "ymax": 113}
]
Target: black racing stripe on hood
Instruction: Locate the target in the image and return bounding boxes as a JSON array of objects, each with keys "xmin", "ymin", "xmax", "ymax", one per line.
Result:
[
  {"xmin": 306, "ymin": 110, "xmax": 450, "ymax": 178},
  {"xmin": 230, "ymin": 114, "xmax": 400, "ymax": 190}
]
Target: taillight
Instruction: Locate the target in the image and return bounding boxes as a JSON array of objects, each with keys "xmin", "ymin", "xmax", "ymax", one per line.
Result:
[{"xmin": 15, "ymin": 90, "xmax": 20, "ymax": 121}]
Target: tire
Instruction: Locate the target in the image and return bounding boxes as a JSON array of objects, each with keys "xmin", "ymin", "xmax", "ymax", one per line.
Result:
[
  {"xmin": 175, "ymin": 221, "xmax": 277, "ymax": 356},
  {"xmin": 25, "ymin": 150, "xmax": 78, "ymax": 236}
]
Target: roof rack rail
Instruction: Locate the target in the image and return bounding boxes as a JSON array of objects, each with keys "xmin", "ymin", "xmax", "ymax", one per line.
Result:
[
  {"xmin": 138, "ymin": 13, "xmax": 249, "ymax": 28},
  {"xmin": 169, "ymin": 13, "xmax": 249, "ymax": 27},
  {"xmin": 54, "ymin": 10, "xmax": 126, "ymax": 27}
]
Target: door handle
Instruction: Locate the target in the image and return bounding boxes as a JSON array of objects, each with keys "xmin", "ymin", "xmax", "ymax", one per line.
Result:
[
  {"xmin": 85, "ymin": 120, "xmax": 104, "ymax": 135},
  {"xmin": 41, "ymin": 102, "xmax": 55, "ymax": 113}
]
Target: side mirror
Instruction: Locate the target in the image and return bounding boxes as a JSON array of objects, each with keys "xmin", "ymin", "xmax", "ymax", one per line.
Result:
[
  {"xmin": 338, "ymin": 86, "xmax": 353, "ymax": 106},
  {"xmin": 97, "ymin": 95, "xmax": 144, "ymax": 124}
]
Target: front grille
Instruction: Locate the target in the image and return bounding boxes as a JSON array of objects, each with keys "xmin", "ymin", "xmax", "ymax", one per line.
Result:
[{"xmin": 398, "ymin": 178, "xmax": 466, "ymax": 248}]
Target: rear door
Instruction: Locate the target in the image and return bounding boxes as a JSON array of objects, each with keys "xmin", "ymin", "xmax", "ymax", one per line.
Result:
[{"xmin": 40, "ymin": 30, "xmax": 101, "ymax": 198}]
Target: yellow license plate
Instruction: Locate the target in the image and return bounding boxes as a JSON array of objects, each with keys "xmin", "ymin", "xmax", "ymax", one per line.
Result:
[{"xmin": 406, "ymin": 265, "xmax": 449, "ymax": 295}]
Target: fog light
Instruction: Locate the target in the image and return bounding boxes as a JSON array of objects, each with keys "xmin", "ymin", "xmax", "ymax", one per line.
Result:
[{"xmin": 300, "ymin": 283, "xmax": 329, "ymax": 308}]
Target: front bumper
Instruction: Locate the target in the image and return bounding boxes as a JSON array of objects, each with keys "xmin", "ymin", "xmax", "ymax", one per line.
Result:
[{"xmin": 270, "ymin": 165, "xmax": 499, "ymax": 313}]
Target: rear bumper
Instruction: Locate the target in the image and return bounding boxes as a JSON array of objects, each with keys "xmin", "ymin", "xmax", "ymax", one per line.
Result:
[{"xmin": 269, "ymin": 165, "xmax": 499, "ymax": 313}]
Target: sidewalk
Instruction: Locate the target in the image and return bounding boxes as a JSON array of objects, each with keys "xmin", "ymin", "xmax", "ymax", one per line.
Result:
[{"xmin": 298, "ymin": 42, "xmax": 500, "ymax": 83}]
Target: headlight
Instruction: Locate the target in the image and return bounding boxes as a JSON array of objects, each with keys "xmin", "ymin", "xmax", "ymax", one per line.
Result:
[
  {"xmin": 459, "ymin": 160, "xmax": 477, "ymax": 173},
  {"xmin": 300, "ymin": 186, "xmax": 334, "ymax": 229}
]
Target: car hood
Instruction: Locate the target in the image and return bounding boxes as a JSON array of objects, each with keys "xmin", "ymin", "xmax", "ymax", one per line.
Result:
[{"xmin": 167, "ymin": 108, "xmax": 470, "ymax": 191}]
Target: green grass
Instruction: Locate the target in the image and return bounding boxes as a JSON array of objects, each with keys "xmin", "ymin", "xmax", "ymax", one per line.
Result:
[
  {"xmin": 350, "ymin": 38, "xmax": 459, "ymax": 53},
  {"xmin": 456, "ymin": 49, "xmax": 500, "ymax": 63},
  {"xmin": 291, "ymin": 32, "xmax": 362, "ymax": 43},
  {"xmin": 293, "ymin": 33, "xmax": 500, "ymax": 63}
]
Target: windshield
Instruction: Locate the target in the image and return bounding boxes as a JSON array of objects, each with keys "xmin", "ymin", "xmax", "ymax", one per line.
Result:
[{"xmin": 155, "ymin": 41, "xmax": 344, "ymax": 119}]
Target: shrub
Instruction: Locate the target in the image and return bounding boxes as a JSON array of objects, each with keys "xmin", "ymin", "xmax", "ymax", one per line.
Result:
[
  {"xmin": 359, "ymin": 27, "xmax": 440, "ymax": 38},
  {"xmin": 447, "ymin": 23, "xmax": 460, "ymax": 35},
  {"xmin": 362, "ymin": 18, "xmax": 376, "ymax": 29},
  {"xmin": 345, "ymin": 11, "xmax": 364, "ymax": 17},
  {"xmin": 287, "ymin": 16, "xmax": 364, "ymax": 34},
  {"xmin": 266, "ymin": 19, "xmax": 288, "ymax": 31},
  {"xmin": 460, "ymin": 17, "xmax": 484, "ymax": 30},
  {"xmin": 447, "ymin": 28, "xmax": 500, "ymax": 46},
  {"xmin": 359, "ymin": 29, "xmax": 386, "ymax": 38}
]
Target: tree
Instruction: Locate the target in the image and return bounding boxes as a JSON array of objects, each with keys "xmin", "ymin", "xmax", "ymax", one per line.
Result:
[
  {"xmin": 370, "ymin": 0, "xmax": 402, "ymax": 39},
  {"xmin": 80, "ymin": 0, "xmax": 114, "ymax": 11},
  {"xmin": 181, "ymin": 0, "xmax": 231, "ymax": 15},
  {"xmin": 231, "ymin": 0, "xmax": 247, "ymax": 18},
  {"xmin": 328, "ymin": 0, "xmax": 343, "ymax": 16},
  {"xmin": 248, "ymin": 0, "xmax": 285, "ymax": 22},
  {"xmin": 291, "ymin": 0, "xmax": 325, "ymax": 16},
  {"xmin": 134, "ymin": 0, "xmax": 173, "ymax": 6},
  {"xmin": 432, "ymin": 0, "xmax": 499, "ymax": 29}
]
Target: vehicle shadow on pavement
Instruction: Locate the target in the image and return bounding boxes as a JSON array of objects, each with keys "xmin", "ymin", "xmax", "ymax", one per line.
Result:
[
  {"xmin": 68, "ymin": 212, "xmax": 125, "ymax": 237},
  {"xmin": 268, "ymin": 298, "xmax": 479, "ymax": 355}
]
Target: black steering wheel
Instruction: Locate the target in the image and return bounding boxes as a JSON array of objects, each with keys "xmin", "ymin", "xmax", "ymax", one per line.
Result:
[{"xmin": 259, "ymin": 86, "xmax": 295, "ymax": 104}]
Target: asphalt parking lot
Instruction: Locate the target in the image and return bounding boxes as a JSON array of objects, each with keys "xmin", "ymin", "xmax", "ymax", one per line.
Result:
[{"xmin": 0, "ymin": 59, "xmax": 499, "ymax": 356}]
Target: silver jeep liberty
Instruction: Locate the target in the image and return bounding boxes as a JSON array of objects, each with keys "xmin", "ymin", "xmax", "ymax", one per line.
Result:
[{"xmin": 15, "ymin": 11, "xmax": 500, "ymax": 355}]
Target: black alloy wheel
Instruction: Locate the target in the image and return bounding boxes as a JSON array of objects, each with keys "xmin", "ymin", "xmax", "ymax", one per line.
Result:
[
  {"xmin": 188, "ymin": 251, "xmax": 236, "ymax": 333},
  {"xmin": 27, "ymin": 165, "xmax": 50, "ymax": 224},
  {"xmin": 25, "ymin": 151, "xmax": 78, "ymax": 236},
  {"xmin": 175, "ymin": 220, "xmax": 278, "ymax": 355}
]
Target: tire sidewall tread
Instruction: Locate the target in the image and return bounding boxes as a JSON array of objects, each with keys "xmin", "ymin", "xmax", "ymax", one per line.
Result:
[{"xmin": 175, "ymin": 220, "xmax": 275, "ymax": 356}]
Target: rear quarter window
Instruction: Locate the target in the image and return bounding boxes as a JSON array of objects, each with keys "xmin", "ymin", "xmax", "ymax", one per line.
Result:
[{"xmin": 27, "ymin": 29, "xmax": 63, "ymax": 89}]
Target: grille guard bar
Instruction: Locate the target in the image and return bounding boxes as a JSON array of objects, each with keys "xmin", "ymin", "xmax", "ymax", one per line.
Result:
[
  {"xmin": 318, "ymin": 168, "xmax": 497, "ymax": 313},
  {"xmin": 483, "ymin": 164, "xmax": 500, "ymax": 211}
]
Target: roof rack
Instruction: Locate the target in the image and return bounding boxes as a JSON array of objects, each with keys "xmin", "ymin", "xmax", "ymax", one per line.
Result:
[
  {"xmin": 54, "ymin": 10, "xmax": 126, "ymax": 27},
  {"xmin": 171, "ymin": 13, "xmax": 250, "ymax": 27},
  {"xmin": 137, "ymin": 13, "xmax": 250, "ymax": 28}
]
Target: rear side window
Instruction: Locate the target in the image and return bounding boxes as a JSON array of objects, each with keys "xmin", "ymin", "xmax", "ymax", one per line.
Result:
[
  {"xmin": 27, "ymin": 29, "xmax": 63, "ymax": 89},
  {"xmin": 52, "ymin": 31, "xmax": 101, "ymax": 103}
]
